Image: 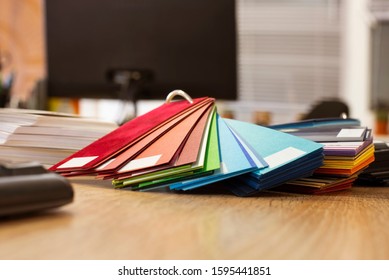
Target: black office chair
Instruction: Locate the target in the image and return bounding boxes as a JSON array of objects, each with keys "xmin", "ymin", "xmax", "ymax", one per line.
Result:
[
  {"xmin": 0, "ymin": 72, "xmax": 13, "ymax": 108},
  {"xmin": 302, "ymin": 100, "xmax": 349, "ymax": 120}
]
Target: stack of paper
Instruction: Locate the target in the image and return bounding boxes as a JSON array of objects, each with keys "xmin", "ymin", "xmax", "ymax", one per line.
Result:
[
  {"xmin": 50, "ymin": 92, "xmax": 325, "ymax": 196},
  {"xmin": 270, "ymin": 119, "xmax": 375, "ymax": 194},
  {"xmin": 0, "ymin": 108, "xmax": 118, "ymax": 167}
]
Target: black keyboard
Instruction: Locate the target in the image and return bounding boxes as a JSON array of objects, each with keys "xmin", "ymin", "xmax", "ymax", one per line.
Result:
[{"xmin": 0, "ymin": 161, "xmax": 73, "ymax": 217}]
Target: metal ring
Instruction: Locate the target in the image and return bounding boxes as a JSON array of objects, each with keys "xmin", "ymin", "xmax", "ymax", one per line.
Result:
[{"xmin": 165, "ymin": 89, "xmax": 193, "ymax": 104}]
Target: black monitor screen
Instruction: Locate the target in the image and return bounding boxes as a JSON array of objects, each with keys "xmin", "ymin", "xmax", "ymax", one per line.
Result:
[{"xmin": 44, "ymin": 0, "xmax": 237, "ymax": 101}]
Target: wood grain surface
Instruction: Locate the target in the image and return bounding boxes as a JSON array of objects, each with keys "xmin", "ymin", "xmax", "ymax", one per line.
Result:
[{"xmin": 1, "ymin": 179, "xmax": 389, "ymax": 260}]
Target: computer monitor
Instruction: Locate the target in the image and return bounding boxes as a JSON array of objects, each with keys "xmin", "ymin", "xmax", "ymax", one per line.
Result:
[{"xmin": 44, "ymin": 0, "xmax": 237, "ymax": 102}]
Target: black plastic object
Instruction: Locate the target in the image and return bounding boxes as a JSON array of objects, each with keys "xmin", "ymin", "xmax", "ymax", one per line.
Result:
[{"xmin": 0, "ymin": 162, "xmax": 74, "ymax": 217}]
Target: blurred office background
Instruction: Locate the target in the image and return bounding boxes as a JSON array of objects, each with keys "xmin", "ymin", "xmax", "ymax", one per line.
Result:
[{"xmin": 0, "ymin": 0, "xmax": 388, "ymax": 131}]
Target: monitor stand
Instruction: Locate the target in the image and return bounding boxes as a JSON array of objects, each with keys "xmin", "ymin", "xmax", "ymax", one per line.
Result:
[{"xmin": 109, "ymin": 69, "xmax": 153, "ymax": 124}]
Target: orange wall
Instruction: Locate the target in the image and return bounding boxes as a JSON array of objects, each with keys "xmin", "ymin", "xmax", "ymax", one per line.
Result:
[{"xmin": 0, "ymin": 0, "xmax": 45, "ymax": 104}]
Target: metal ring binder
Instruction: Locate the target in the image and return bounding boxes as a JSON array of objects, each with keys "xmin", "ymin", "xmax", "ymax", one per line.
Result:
[{"xmin": 165, "ymin": 90, "xmax": 193, "ymax": 104}]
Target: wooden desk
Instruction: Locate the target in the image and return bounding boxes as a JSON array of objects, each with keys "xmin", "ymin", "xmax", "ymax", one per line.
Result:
[{"xmin": 1, "ymin": 179, "xmax": 389, "ymax": 260}]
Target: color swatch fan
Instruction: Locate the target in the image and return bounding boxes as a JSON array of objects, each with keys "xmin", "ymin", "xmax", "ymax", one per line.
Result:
[{"xmin": 51, "ymin": 90, "xmax": 324, "ymax": 196}]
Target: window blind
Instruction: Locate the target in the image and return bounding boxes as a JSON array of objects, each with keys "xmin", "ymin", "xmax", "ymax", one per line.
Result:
[{"xmin": 237, "ymin": 0, "xmax": 342, "ymax": 107}]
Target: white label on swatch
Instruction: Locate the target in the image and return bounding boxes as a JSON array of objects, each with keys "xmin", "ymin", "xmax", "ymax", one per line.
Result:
[
  {"xmin": 119, "ymin": 154, "xmax": 162, "ymax": 172},
  {"xmin": 57, "ymin": 156, "xmax": 98, "ymax": 169},
  {"xmin": 337, "ymin": 128, "xmax": 365, "ymax": 138},
  {"xmin": 264, "ymin": 147, "xmax": 306, "ymax": 168}
]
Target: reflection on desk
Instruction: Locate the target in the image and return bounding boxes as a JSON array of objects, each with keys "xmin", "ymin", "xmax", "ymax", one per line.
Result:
[{"xmin": 0, "ymin": 179, "xmax": 388, "ymax": 260}]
